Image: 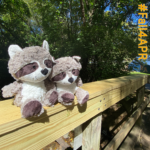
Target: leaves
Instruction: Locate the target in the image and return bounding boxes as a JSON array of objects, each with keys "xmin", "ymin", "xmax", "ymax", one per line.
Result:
[{"xmin": 0, "ymin": 0, "xmax": 150, "ymax": 87}]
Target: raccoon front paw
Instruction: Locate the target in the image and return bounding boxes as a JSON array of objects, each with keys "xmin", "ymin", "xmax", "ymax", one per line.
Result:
[
  {"xmin": 59, "ymin": 92, "xmax": 74, "ymax": 106},
  {"xmin": 44, "ymin": 90, "xmax": 58, "ymax": 106},
  {"xmin": 22, "ymin": 101, "xmax": 44, "ymax": 118},
  {"xmin": 75, "ymin": 88, "xmax": 89, "ymax": 105},
  {"xmin": 81, "ymin": 94, "xmax": 89, "ymax": 105},
  {"xmin": 2, "ymin": 86, "xmax": 13, "ymax": 98}
]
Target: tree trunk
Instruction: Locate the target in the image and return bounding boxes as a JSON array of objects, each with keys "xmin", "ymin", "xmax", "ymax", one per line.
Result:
[{"xmin": 79, "ymin": 0, "xmax": 85, "ymax": 25}]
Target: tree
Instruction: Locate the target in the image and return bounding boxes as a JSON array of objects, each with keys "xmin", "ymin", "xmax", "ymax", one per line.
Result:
[{"xmin": 0, "ymin": 0, "xmax": 149, "ymax": 99}]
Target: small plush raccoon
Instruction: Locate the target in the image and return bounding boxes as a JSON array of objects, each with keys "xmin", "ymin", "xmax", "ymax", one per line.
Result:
[
  {"xmin": 51, "ymin": 56, "xmax": 89, "ymax": 106},
  {"xmin": 2, "ymin": 40, "xmax": 58, "ymax": 118}
]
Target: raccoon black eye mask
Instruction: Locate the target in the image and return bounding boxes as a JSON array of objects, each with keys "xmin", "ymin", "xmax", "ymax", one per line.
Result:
[
  {"xmin": 52, "ymin": 69, "xmax": 79, "ymax": 82},
  {"xmin": 44, "ymin": 59, "xmax": 54, "ymax": 68},
  {"xmin": 50, "ymin": 56, "xmax": 89, "ymax": 106},
  {"xmin": 15, "ymin": 62, "xmax": 39, "ymax": 78},
  {"xmin": 2, "ymin": 40, "xmax": 58, "ymax": 119},
  {"xmin": 52, "ymin": 72, "xmax": 66, "ymax": 81},
  {"xmin": 72, "ymin": 69, "xmax": 79, "ymax": 76},
  {"xmin": 15, "ymin": 59, "xmax": 54, "ymax": 78}
]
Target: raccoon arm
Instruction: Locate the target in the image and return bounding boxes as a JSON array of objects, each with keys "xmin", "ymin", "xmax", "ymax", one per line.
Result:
[
  {"xmin": 75, "ymin": 77, "xmax": 83, "ymax": 87},
  {"xmin": 44, "ymin": 78, "xmax": 56, "ymax": 91},
  {"xmin": 2, "ymin": 81, "xmax": 22, "ymax": 98},
  {"xmin": 44, "ymin": 79, "xmax": 58, "ymax": 106}
]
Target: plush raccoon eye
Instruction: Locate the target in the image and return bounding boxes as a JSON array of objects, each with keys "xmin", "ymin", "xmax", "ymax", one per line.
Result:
[
  {"xmin": 62, "ymin": 72, "xmax": 66, "ymax": 77},
  {"xmin": 52, "ymin": 72, "xmax": 66, "ymax": 81},
  {"xmin": 72, "ymin": 69, "xmax": 79, "ymax": 76},
  {"xmin": 15, "ymin": 62, "xmax": 39, "ymax": 78},
  {"xmin": 44, "ymin": 59, "xmax": 53, "ymax": 68},
  {"xmin": 33, "ymin": 66, "xmax": 36, "ymax": 69}
]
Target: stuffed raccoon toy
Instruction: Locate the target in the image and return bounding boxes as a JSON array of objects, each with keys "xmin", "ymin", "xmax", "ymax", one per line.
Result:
[
  {"xmin": 1, "ymin": 40, "xmax": 58, "ymax": 118},
  {"xmin": 51, "ymin": 56, "xmax": 89, "ymax": 106}
]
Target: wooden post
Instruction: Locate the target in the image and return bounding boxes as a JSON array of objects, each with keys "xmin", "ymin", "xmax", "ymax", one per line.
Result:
[
  {"xmin": 136, "ymin": 85, "xmax": 145, "ymax": 108},
  {"xmin": 148, "ymin": 75, "xmax": 150, "ymax": 84},
  {"xmin": 73, "ymin": 125, "xmax": 83, "ymax": 150},
  {"xmin": 136, "ymin": 85, "xmax": 145, "ymax": 126},
  {"xmin": 82, "ymin": 113, "xmax": 102, "ymax": 150},
  {"xmin": 120, "ymin": 99, "xmax": 132, "ymax": 114}
]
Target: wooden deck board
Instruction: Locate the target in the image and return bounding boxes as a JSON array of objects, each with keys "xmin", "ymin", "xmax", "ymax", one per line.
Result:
[{"xmin": 0, "ymin": 74, "xmax": 148, "ymax": 150}]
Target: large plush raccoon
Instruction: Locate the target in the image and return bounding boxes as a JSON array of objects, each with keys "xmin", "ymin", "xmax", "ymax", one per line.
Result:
[
  {"xmin": 1, "ymin": 40, "xmax": 58, "ymax": 118},
  {"xmin": 51, "ymin": 56, "xmax": 89, "ymax": 106}
]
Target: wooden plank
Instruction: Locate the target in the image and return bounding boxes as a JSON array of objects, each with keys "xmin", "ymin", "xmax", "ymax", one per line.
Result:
[
  {"xmin": 56, "ymin": 137, "xmax": 70, "ymax": 150},
  {"xmin": 104, "ymin": 95, "xmax": 150, "ymax": 150},
  {"xmin": 119, "ymin": 117, "xmax": 142, "ymax": 150},
  {"xmin": 0, "ymin": 74, "xmax": 148, "ymax": 126},
  {"xmin": 0, "ymin": 76, "xmax": 147, "ymax": 136},
  {"xmin": 0, "ymin": 75, "xmax": 147, "ymax": 124},
  {"xmin": 73, "ymin": 125, "xmax": 82, "ymax": 150},
  {"xmin": 0, "ymin": 74, "xmax": 148, "ymax": 150},
  {"xmin": 82, "ymin": 114, "xmax": 102, "ymax": 150}
]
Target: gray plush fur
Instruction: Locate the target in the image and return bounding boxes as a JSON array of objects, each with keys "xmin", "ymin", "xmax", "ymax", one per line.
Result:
[
  {"xmin": 51, "ymin": 56, "xmax": 89, "ymax": 106},
  {"xmin": 52, "ymin": 57, "xmax": 82, "ymax": 78},
  {"xmin": 2, "ymin": 40, "xmax": 58, "ymax": 118},
  {"xmin": 9, "ymin": 46, "xmax": 53, "ymax": 80}
]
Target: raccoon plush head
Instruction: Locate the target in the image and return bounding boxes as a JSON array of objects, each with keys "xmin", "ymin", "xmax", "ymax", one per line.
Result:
[
  {"xmin": 8, "ymin": 40, "xmax": 55, "ymax": 83},
  {"xmin": 51, "ymin": 56, "xmax": 81, "ymax": 85}
]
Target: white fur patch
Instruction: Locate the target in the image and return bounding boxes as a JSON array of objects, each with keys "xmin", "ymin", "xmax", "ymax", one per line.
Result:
[
  {"xmin": 42, "ymin": 40, "xmax": 49, "ymax": 52},
  {"xmin": 55, "ymin": 73, "xmax": 78, "ymax": 94},
  {"xmin": 56, "ymin": 74, "xmax": 78, "ymax": 85},
  {"xmin": 21, "ymin": 81, "xmax": 46, "ymax": 103},
  {"xmin": 72, "ymin": 56, "xmax": 81, "ymax": 62},
  {"xmin": 57, "ymin": 82, "xmax": 77, "ymax": 94}
]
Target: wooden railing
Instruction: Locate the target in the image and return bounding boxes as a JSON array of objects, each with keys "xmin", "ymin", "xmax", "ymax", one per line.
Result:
[{"xmin": 0, "ymin": 74, "xmax": 149, "ymax": 150}]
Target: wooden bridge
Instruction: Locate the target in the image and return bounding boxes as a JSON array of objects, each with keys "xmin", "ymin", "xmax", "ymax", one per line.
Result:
[{"xmin": 0, "ymin": 74, "xmax": 149, "ymax": 150}]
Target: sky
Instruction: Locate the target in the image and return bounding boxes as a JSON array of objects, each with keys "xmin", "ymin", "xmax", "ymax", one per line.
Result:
[
  {"xmin": 104, "ymin": 4, "xmax": 149, "ymax": 25},
  {"xmin": 104, "ymin": 3, "xmax": 149, "ymax": 64}
]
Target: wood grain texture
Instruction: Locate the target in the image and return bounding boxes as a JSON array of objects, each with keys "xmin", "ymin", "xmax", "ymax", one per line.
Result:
[
  {"xmin": 119, "ymin": 116, "xmax": 142, "ymax": 150},
  {"xmin": 0, "ymin": 74, "xmax": 148, "ymax": 150},
  {"xmin": 104, "ymin": 96, "xmax": 150, "ymax": 150},
  {"xmin": 82, "ymin": 114, "xmax": 102, "ymax": 150},
  {"xmin": 0, "ymin": 74, "xmax": 147, "ymax": 126},
  {"xmin": 73, "ymin": 125, "xmax": 82, "ymax": 150}
]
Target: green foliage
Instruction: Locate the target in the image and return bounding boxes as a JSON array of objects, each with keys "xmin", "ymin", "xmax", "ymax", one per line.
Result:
[{"xmin": 0, "ymin": 0, "xmax": 150, "ymax": 93}]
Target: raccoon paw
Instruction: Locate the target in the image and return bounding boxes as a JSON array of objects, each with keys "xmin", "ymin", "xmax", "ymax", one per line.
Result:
[
  {"xmin": 49, "ymin": 91, "xmax": 58, "ymax": 105},
  {"xmin": 44, "ymin": 90, "xmax": 58, "ymax": 106},
  {"xmin": 81, "ymin": 94, "xmax": 89, "ymax": 105},
  {"xmin": 60, "ymin": 93, "xmax": 74, "ymax": 104},
  {"xmin": 22, "ymin": 101, "xmax": 44, "ymax": 118},
  {"xmin": 75, "ymin": 88, "xmax": 89, "ymax": 105}
]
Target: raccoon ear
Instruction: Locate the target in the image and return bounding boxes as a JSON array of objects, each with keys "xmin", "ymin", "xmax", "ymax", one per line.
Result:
[
  {"xmin": 42, "ymin": 40, "xmax": 50, "ymax": 53},
  {"xmin": 53, "ymin": 60, "xmax": 59, "ymax": 66},
  {"xmin": 52, "ymin": 57, "xmax": 56, "ymax": 63},
  {"xmin": 8, "ymin": 45, "xmax": 23, "ymax": 59},
  {"xmin": 72, "ymin": 56, "xmax": 81, "ymax": 62}
]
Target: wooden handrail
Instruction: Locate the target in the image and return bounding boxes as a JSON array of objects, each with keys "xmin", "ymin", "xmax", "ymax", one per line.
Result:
[{"xmin": 0, "ymin": 74, "xmax": 148, "ymax": 150}]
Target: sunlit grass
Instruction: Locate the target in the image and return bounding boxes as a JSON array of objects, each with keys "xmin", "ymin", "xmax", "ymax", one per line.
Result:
[{"xmin": 129, "ymin": 72, "xmax": 150, "ymax": 76}]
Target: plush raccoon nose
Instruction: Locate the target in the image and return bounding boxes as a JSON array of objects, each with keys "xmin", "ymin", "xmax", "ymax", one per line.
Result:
[
  {"xmin": 41, "ymin": 69, "xmax": 48, "ymax": 75},
  {"xmin": 68, "ymin": 77, "xmax": 74, "ymax": 83}
]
